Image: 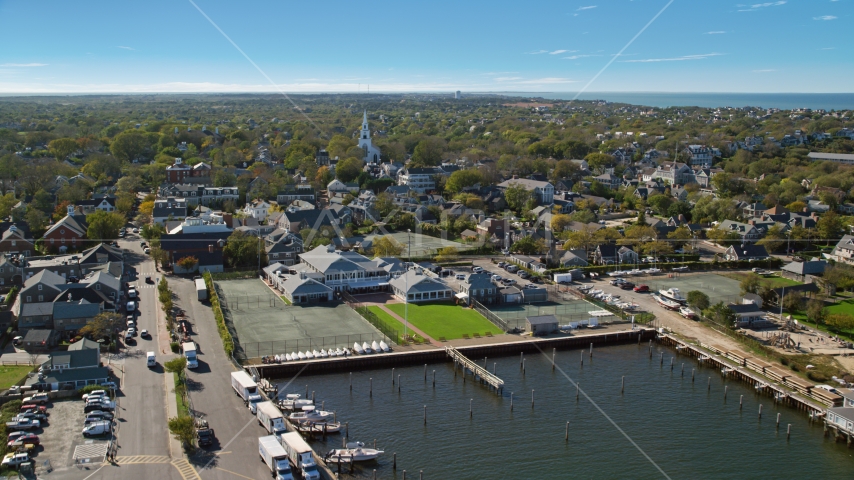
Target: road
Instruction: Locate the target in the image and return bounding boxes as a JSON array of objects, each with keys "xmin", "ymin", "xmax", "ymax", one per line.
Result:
[{"xmin": 171, "ymin": 274, "xmax": 279, "ymax": 480}]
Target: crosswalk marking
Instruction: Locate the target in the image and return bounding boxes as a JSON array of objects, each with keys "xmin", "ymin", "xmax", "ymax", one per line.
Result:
[
  {"xmin": 73, "ymin": 443, "xmax": 109, "ymax": 460},
  {"xmin": 172, "ymin": 458, "xmax": 202, "ymax": 480},
  {"xmin": 115, "ymin": 455, "xmax": 171, "ymax": 465}
]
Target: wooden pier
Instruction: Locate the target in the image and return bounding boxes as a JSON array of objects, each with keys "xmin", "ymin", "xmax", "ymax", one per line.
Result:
[{"xmin": 446, "ymin": 346, "xmax": 504, "ymax": 393}]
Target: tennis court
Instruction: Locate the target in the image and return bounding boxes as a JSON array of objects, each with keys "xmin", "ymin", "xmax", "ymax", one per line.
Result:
[
  {"xmin": 641, "ymin": 272, "xmax": 743, "ymax": 305},
  {"xmin": 362, "ymin": 232, "xmax": 468, "ymax": 257}
]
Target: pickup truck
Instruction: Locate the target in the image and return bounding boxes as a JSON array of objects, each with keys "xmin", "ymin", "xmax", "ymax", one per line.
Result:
[
  {"xmin": 6, "ymin": 418, "xmax": 40, "ymax": 431},
  {"xmin": 1, "ymin": 452, "xmax": 30, "ymax": 469}
]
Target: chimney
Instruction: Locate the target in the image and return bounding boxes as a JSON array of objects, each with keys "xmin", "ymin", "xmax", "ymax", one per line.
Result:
[{"xmin": 222, "ymin": 213, "xmax": 233, "ymax": 226}]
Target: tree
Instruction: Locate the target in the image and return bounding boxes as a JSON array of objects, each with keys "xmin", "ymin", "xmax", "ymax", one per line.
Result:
[
  {"xmin": 805, "ymin": 299, "xmax": 826, "ymax": 325},
  {"xmin": 825, "ymin": 313, "xmax": 854, "ymax": 335},
  {"xmin": 706, "ymin": 227, "xmax": 738, "ymax": 246},
  {"xmin": 511, "ymin": 236, "xmax": 544, "ymax": 255},
  {"xmin": 86, "ymin": 210, "xmax": 126, "ymax": 242},
  {"xmin": 177, "ymin": 256, "xmax": 199, "ymax": 272},
  {"xmin": 445, "ymin": 169, "xmax": 482, "ymax": 194},
  {"xmin": 563, "ymin": 224, "xmax": 599, "ymax": 256},
  {"xmin": 585, "ymin": 153, "xmax": 615, "ymax": 173},
  {"xmin": 703, "ymin": 302, "xmax": 737, "ymax": 327},
  {"xmin": 315, "ymin": 166, "xmax": 333, "ymax": 187},
  {"xmin": 667, "ymin": 226, "xmax": 693, "ymax": 249},
  {"xmin": 410, "ymin": 137, "xmax": 445, "ymax": 167},
  {"xmin": 550, "ymin": 214, "xmax": 572, "ymax": 233},
  {"xmin": 0, "ymin": 192, "xmax": 17, "ymax": 219},
  {"xmin": 816, "ymin": 211, "xmax": 843, "ymax": 245},
  {"xmin": 110, "ymin": 130, "xmax": 149, "ymax": 161},
  {"xmin": 641, "ymin": 240, "xmax": 674, "ymax": 256},
  {"xmin": 48, "ymin": 138, "xmax": 78, "ymax": 161},
  {"xmin": 740, "ymin": 273, "xmax": 762, "ymax": 295},
  {"xmin": 757, "ymin": 224, "xmax": 786, "ymax": 253},
  {"xmin": 79, "ymin": 312, "xmax": 124, "ymax": 341},
  {"xmin": 504, "ymin": 183, "xmax": 533, "ymax": 213},
  {"xmin": 686, "ymin": 291, "xmax": 710, "ymax": 311},
  {"xmin": 24, "ymin": 209, "xmax": 48, "ymax": 238},
  {"xmin": 164, "ymin": 356, "xmax": 188, "ymax": 378},
  {"xmin": 550, "ymin": 159, "xmax": 581, "ymax": 183},
  {"xmin": 435, "ymin": 246, "xmax": 459, "ymax": 263},
  {"xmin": 335, "ymin": 157, "xmax": 363, "ymax": 183},
  {"xmin": 168, "ymin": 416, "xmax": 196, "ymax": 449},
  {"xmin": 782, "ymin": 292, "xmax": 803, "ymax": 313},
  {"xmin": 372, "ymin": 236, "xmax": 404, "ymax": 257},
  {"xmin": 646, "ymin": 194, "xmax": 673, "ymax": 216},
  {"xmin": 570, "ymin": 209, "xmax": 597, "ymax": 224},
  {"xmin": 223, "ymin": 230, "xmax": 266, "ymax": 268}
]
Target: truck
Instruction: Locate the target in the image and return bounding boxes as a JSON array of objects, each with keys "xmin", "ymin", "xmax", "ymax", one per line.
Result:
[
  {"xmin": 230, "ymin": 371, "xmax": 262, "ymax": 407},
  {"xmin": 259, "ymin": 435, "xmax": 295, "ymax": 480},
  {"xmin": 553, "ymin": 273, "xmax": 573, "ymax": 284},
  {"xmin": 182, "ymin": 342, "xmax": 198, "ymax": 369},
  {"xmin": 146, "ymin": 351, "xmax": 156, "ymax": 368},
  {"xmin": 256, "ymin": 401, "xmax": 287, "ymax": 436},
  {"xmin": 280, "ymin": 432, "xmax": 320, "ymax": 480},
  {"xmin": 195, "ymin": 278, "xmax": 207, "ymax": 301}
]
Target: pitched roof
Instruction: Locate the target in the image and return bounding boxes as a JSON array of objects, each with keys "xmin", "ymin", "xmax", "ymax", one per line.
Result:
[{"xmin": 43, "ymin": 214, "xmax": 88, "ymax": 238}]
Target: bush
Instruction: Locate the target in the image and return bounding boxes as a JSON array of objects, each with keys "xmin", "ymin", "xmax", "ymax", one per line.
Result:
[
  {"xmin": 204, "ymin": 272, "xmax": 235, "ymax": 357},
  {"xmin": 807, "ymin": 371, "xmax": 828, "ymax": 382},
  {"xmin": 170, "ymin": 342, "xmax": 180, "ymax": 353}
]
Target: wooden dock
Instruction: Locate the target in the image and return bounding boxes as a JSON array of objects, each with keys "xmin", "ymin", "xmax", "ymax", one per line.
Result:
[{"xmin": 446, "ymin": 346, "xmax": 504, "ymax": 393}]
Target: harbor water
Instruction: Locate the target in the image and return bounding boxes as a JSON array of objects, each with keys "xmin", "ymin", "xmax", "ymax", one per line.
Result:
[{"xmin": 272, "ymin": 344, "xmax": 853, "ymax": 479}]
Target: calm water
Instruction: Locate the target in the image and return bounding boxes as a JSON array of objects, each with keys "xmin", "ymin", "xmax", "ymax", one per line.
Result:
[
  {"xmin": 507, "ymin": 92, "xmax": 854, "ymax": 111},
  {"xmin": 272, "ymin": 344, "xmax": 854, "ymax": 479}
]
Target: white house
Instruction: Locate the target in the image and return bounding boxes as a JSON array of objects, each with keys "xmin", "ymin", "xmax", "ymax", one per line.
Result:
[
  {"xmin": 242, "ymin": 199, "xmax": 270, "ymax": 221},
  {"xmin": 497, "ymin": 178, "xmax": 554, "ymax": 205},
  {"xmin": 327, "ymin": 179, "xmax": 360, "ymax": 195}
]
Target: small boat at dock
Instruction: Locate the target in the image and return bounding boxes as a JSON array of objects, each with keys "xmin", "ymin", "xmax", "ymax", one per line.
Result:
[
  {"xmin": 379, "ymin": 341, "xmax": 390, "ymax": 352},
  {"xmin": 371, "ymin": 340, "xmax": 380, "ymax": 352},
  {"xmin": 353, "ymin": 342, "xmax": 364, "ymax": 354},
  {"xmin": 362, "ymin": 341, "xmax": 372, "ymax": 354},
  {"xmin": 278, "ymin": 393, "xmax": 313, "ymax": 411},
  {"xmin": 325, "ymin": 442, "xmax": 384, "ymax": 463},
  {"xmin": 289, "ymin": 406, "xmax": 334, "ymax": 423},
  {"xmin": 297, "ymin": 351, "xmax": 306, "ymax": 360},
  {"xmin": 294, "ymin": 420, "xmax": 342, "ymax": 434}
]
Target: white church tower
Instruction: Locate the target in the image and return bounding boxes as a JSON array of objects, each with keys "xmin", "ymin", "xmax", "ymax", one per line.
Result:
[{"xmin": 357, "ymin": 110, "xmax": 382, "ymax": 163}]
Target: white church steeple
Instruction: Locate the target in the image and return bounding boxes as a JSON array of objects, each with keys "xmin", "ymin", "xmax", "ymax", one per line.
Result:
[{"xmin": 357, "ymin": 110, "xmax": 381, "ymax": 163}]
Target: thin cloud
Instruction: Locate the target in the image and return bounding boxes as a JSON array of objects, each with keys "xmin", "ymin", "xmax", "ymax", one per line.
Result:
[
  {"xmin": 117, "ymin": 46, "xmax": 135, "ymax": 50},
  {"xmin": 737, "ymin": 1, "xmax": 786, "ymax": 12},
  {"xmin": 516, "ymin": 78, "xmax": 577, "ymax": 84},
  {"xmin": 704, "ymin": 31, "xmax": 727, "ymax": 34},
  {"xmin": 563, "ymin": 54, "xmax": 601, "ymax": 60},
  {"xmin": 0, "ymin": 63, "xmax": 47, "ymax": 67},
  {"xmin": 622, "ymin": 52, "xmax": 724, "ymax": 63},
  {"xmin": 752, "ymin": 69, "xmax": 776, "ymax": 73},
  {"xmin": 549, "ymin": 50, "xmax": 569, "ymax": 55},
  {"xmin": 820, "ymin": 47, "xmax": 835, "ymax": 50},
  {"xmin": 813, "ymin": 15, "xmax": 837, "ymax": 20},
  {"xmin": 577, "ymin": 5, "xmax": 597, "ymax": 10},
  {"xmin": 494, "ymin": 77, "xmax": 525, "ymax": 82},
  {"xmin": 525, "ymin": 50, "xmax": 549, "ymax": 55}
]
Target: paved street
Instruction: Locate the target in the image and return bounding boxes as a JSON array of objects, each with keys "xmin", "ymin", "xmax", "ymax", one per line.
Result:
[{"xmin": 171, "ymin": 274, "xmax": 279, "ymax": 480}]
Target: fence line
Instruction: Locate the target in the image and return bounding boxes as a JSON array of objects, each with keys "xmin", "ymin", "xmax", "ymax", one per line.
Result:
[{"xmin": 242, "ymin": 333, "xmax": 391, "ymax": 359}]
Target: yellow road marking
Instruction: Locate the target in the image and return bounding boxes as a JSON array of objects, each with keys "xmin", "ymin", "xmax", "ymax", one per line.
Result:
[
  {"xmin": 172, "ymin": 458, "xmax": 202, "ymax": 480},
  {"xmin": 114, "ymin": 455, "xmax": 171, "ymax": 465},
  {"xmin": 216, "ymin": 466, "xmax": 257, "ymax": 480}
]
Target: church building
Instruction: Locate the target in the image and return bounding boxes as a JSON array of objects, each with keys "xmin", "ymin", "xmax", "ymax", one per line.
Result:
[{"xmin": 358, "ymin": 111, "xmax": 382, "ymax": 163}]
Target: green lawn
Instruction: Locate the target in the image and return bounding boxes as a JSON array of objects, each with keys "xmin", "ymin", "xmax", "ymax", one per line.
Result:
[
  {"xmin": 385, "ymin": 302, "xmax": 500, "ymax": 340},
  {"xmin": 0, "ymin": 366, "xmax": 33, "ymax": 389},
  {"xmin": 722, "ymin": 272, "xmax": 802, "ymax": 289},
  {"xmin": 788, "ymin": 299, "xmax": 854, "ymax": 341},
  {"xmin": 367, "ymin": 306, "xmax": 425, "ymax": 343}
]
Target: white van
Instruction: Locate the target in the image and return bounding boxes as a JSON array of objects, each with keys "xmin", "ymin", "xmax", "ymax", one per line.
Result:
[
  {"xmin": 82, "ymin": 420, "xmax": 111, "ymax": 437},
  {"xmin": 146, "ymin": 352, "xmax": 156, "ymax": 368}
]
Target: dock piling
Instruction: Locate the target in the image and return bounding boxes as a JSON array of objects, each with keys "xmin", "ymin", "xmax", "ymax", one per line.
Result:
[
  {"xmin": 494, "ymin": 362, "xmax": 497, "ymax": 375},
  {"xmin": 532, "ymin": 389, "xmax": 535, "ymax": 409},
  {"xmin": 776, "ymin": 412, "xmax": 780, "ymax": 429},
  {"xmin": 660, "ymin": 352, "xmax": 663, "ymax": 367},
  {"xmin": 590, "ymin": 343, "xmax": 593, "ymax": 358},
  {"xmin": 724, "ymin": 385, "xmax": 728, "ymax": 401},
  {"xmin": 370, "ymin": 378, "xmax": 372, "ymax": 397},
  {"xmin": 740, "ymin": 395, "xmax": 743, "ymax": 410},
  {"xmin": 576, "ymin": 383, "xmax": 579, "ymax": 401},
  {"xmin": 394, "ymin": 453, "xmax": 397, "ymax": 470},
  {"xmin": 424, "ymin": 405, "xmax": 427, "ymax": 425},
  {"xmin": 424, "ymin": 364, "xmax": 427, "ymax": 382},
  {"xmin": 787, "ymin": 424, "xmax": 791, "ymax": 440},
  {"xmin": 708, "ymin": 377, "xmax": 711, "ymax": 392},
  {"xmin": 681, "ymin": 363, "xmax": 684, "ymax": 377},
  {"xmin": 305, "ymin": 385, "xmax": 308, "ymax": 398},
  {"xmin": 692, "ymin": 369, "xmax": 695, "ymax": 382},
  {"xmin": 670, "ymin": 358, "xmax": 673, "ymax": 371},
  {"xmin": 621, "ymin": 376, "xmax": 625, "ymax": 394},
  {"xmin": 565, "ymin": 421, "xmax": 569, "ymax": 441},
  {"xmin": 520, "ymin": 352, "xmax": 523, "ymax": 368},
  {"xmin": 393, "ymin": 368, "xmax": 395, "ymax": 385},
  {"xmin": 398, "ymin": 375, "xmax": 401, "ymax": 393},
  {"xmin": 470, "ymin": 398, "xmax": 473, "ymax": 418},
  {"xmin": 510, "ymin": 392, "xmax": 513, "ymax": 411},
  {"xmin": 580, "ymin": 351, "xmax": 583, "ymax": 367},
  {"xmin": 373, "ymin": 469, "xmax": 376, "ymax": 479},
  {"xmin": 552, "ymin": 348, "xmax": 556, "ymax": 371},
  {"xmin": 433, "ymin": 370, "xmax": 436, "ymax": 388},
  {"xmin": 759, "ymin": 404, "xmax": 762, "ymax": 419}
]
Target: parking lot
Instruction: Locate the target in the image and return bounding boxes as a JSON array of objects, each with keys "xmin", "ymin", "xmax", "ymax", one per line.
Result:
[{"xmin": 441, "ymin": 258, "xmax": 542, "ymax": 293}]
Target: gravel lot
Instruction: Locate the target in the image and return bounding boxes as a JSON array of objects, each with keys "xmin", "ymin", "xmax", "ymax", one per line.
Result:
[{"xmin": 36, "ymin": 398, "xmax": 112, "ymax": 474}]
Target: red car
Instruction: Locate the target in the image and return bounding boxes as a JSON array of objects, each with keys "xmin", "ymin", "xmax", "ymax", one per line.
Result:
[
  {"xmin": 19, "ymin": 405, "xmax": 47, "ymax": 414},
  {"xmin": 7, "ymin": 433, "xmax": 39, "ymax": 448},
  {"xmin": 633, "ymin": 285, "xmax": 650, "ymax": 293}
]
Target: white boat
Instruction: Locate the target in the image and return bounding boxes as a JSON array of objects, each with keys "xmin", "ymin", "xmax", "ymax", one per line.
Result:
[
  {"xmin": 298, "ymin": 351, "xmax": 306, "ymax": 360},
  {"xmin": 588, "ymin": 289, "xmax": 603, "ymax": 295},
  {"xmin": 294, "ymin": 420, "xmax": 342, "ymax": 433},
  {"xmin": 313, "ymin": 349, "xmax": 321, "ymax": 358},
  {"xmin": 274, "ymin": 354, "xmax": 281, "ymax": 363},
  {"xmin": 353, "ymin": 342, "xmax": 365, "ymax": 354},
  {"xmin": 328, "ymin": 349, "xmax": 337, "ymax": 357},
  {"xmin": 645, "ymin": 268, "xmax": 662, "ymax": 274},
  {"xmin": 628, "ymin": 269, "xmax": 643, "ymax": 276},
  {"xmin": 652, "ymin": 294, "xmax": 681, "ymax": 311},
  {"xmin": 607, "ymin": 271, "xmax": 626, "ymax": 277},
  {"xmin": 362, "ymin": 342, "xmax": 372, "ymax": 354},
  {"xmin": 291, "ymin": 352, "xmax": 299, "ymax": 361},
  {"xmin": 306, "ymin": 351, "xmax": 314, "ymax": 359},
  {"xmin": 658, "ymin": 288, "xmax": 687, "ymax": 304},
  {"xmin": 279, "ymin": 394, "xmax": 313, "ymax": 411},
  {"xmin": 379, "ymin": 341, "xmax": 390, "ymax": 352},
  {"xmin": 371, "ymin": 341, "xmax": 380, "ymax": 352},
  {"xmin": 325, "ymin": 442, "xmax": 384, "ymax": 462},
  {"xmin": 679, "ymin": 306, "xmax": 697, "ymax": 319},
  {"xmin": 336, "ymin": 347, "xmax": 345, "ymax": 356},
  {"xmin": 289, "ymin": 406, "xmax": 334, "ymax": 423},
  {"xmin": 319, "ymin": 349, "xmax": 327, "ymax": 358}
]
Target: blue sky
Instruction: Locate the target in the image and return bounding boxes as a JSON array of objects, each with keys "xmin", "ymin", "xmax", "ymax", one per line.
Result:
[{"xmin": 0, "ymin": 0, "xmax": 850, "ymax": 93}]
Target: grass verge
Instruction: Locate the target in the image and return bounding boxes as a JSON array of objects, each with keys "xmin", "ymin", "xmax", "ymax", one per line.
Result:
[
  {"xmin": 385, "ymin": 302, "xmax": 499, "ymax": 340},
  {"xmin": 174, "ymin": 373, "xmax": 190, "ymax": 418},
  {"xmin": 0, "ymin": 365, "xmax": 34, "ymax": 390},
  {"xmin": 367, "ymin": 306, "xmax": 425, "ymax": 343},
  {"xmin": 204, "ymin": 272, "xmax": 235, "ymax": 357}
]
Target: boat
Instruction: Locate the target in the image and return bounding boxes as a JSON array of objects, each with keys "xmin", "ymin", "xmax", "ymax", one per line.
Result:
[
  {"xmin": 658, "ymin": 288, "xmax": 687, "ymax": 304},
  {"xmin": 279, "ymin": 394, "xmax": 313, "ymax": 411},
  {"xmin": 298, "ymin": 351, "xmax": 306, "ymax": 360},
  {"xmin": 285, "ymin": 353, "xmax": 293, "ymax": 362},
  {"xmin": 294, "ymin": 420, "xmax": 342, "ymax": 433},
  {"xmin": 645, "ymin": 268, "xmax": 662, "ymax": 274},
  {"xmin": 353, "ymin": 342, "xmax": 364, "ymax": 355},
  {"xmin": 313, "ymin": 349, "xmax": 321, "ymax": 358},
  {"xmin": 652, "ymin": 294, "xmax": 681, "ymax": 311},
  {"xmin": 335, "ymin": 347, "xmax": 343, "ymax": 356},
  {"xmin": 325, "ymin": 442, "xmax": 384, "ymax": 463},
  {"xmin": 628, "ymin": 269, "xmax": 643, "ymax": 276},
  {"xmin": 289, "ymin": 406, "xmax": 334, "ymax": 423},
  {"xmin": 607, "ymin": 271, "xmax": 626, "ymax": 277},
  {"xmin": 328, "ymin": 349, "xmax": 337, "ymax": 357},
  {"xmin": 274, "ymin": 354, "xmax": 281, "ymax": 363},
  {"xmin": 379, "ymin": 341, "xmax": 390, "ymax": 352},
  {"xmin": 362, "ymin": 342, "xmax": 372, "ymax": 354},
  {"xmin": 679, "ymin": 306, "xmax": 697, "ymax": 319},
  {"xmin": 371, "ymin": 341, "xmax": 380, "ymax": 353},
  {"xmin": 306, "ymin": 351, "xmax": 314, "ymax": 359},
  {"xmin": 320, "ymin": 349, "xmax": 328, "ymax": 358}
]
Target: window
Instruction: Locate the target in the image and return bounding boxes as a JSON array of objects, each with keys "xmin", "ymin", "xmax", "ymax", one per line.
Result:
[
  {"xmin": 95, "ymin": 284, "xmax": 101, "ymax": 290},
  {"xmin": 26, "ymin": 296, "xmax": 31, "ymax": 302},
  {"xmin": 60, "ymin": 229, "xmax": 65, "ymax": 234},
  {"xmin": 38, "ymin": 295, "xmax": 43, "ymax": 302},
  {"xmin": 38, "ymin": 284, "xmax": 42, "ymax": 291},
  {"xmin": 10, "ymin": 241, "xmax": 15, "ymax": 246}
]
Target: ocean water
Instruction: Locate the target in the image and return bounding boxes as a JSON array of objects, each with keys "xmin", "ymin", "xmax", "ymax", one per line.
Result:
[
  {"xmin": 272, "ymin": 344, "xmax": 853, "ymax": 479},
  {"xmin": 507, "ymin": 92, "xmax": 854, "ymax": 111}
]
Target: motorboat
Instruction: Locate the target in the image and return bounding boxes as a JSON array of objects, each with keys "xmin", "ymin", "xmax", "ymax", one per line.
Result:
[
  {"xmin": 289, "ymin": 406, "xmax": 334, "ymax": 423},
  {"xmin": 607, "ymin": 271, "xmax": 626, "ymax": 277},
  {"xmin": 294, "ymin": 420, "xmax": 342, "ymax": 434},
  {"xmin": 628, "ymin": 269, "xmax": 643, "ymax": 276},
  {"xmin": 325, "ymin": 442, "xmax": 384, "ymax": 462},
  {"xmin": 371, "ymin": 341, "xmax": 380, "ymax": 353},
  {"xmin": 274, "ymin": 354, "xmax": 281, "ymax": 363},
  {"xmin": 298, "ymin": 351, "xmax": 306, "ymax": 360},
  {"xmin": 652, "ymin": 294, "xmax": 681, "ymax": 311},
  {"xmin": 335, "ymin": 347, "xmax": 344, "ymax": 356},
  {"xmin": 362, "ymin": 342, "xmax": 372, "ymax": 354},
  {"xmin": 658, "ymin": 288, "xmax": 687, "ymax": 304},
  {"xmin": 279, "ymin": 394, "xmax": 313, "ymax": 411},
  {"xmin": 679, "ymin": 306, "xmax": 697, "ymax": 319},
  {"xmin": 379, "ymin": 341, "xmax": 390, "ymax": 352},
  {"xmin": 353, "ymin": 342, "xmax": 365, "ymax": 354},
  {"xmin": 645, "ymin": 268, "xmax": 662, "ymax": 274}
]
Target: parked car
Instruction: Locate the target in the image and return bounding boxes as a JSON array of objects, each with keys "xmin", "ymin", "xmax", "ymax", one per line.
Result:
[
  {"xmin": 19, "ymin": 405, "xmax": 46, "ymax": 414},
  {"xmin": 22, "ymin": 393, "xmax": 48, "ymax": 405},
  {"xmin": 82, "ymin": 390, "xmax": 107, "ymax": 401},
  {"xmin": 144, "ymin": 247, "xmax": 151, "ymax": 254},
  {"xmin": 633, "ymin": 285, "xmax": 650, "ymax": 293},
  {"xmin": 523, "ymin": 284, "xmax": 539, "ymax": 290},
  {"xmin": 610, "ymin": 278, "xmax": 626, "ymax": 286},
  {"xmin": 501, "ymin": 278, "xmax": 517, "ymax": 286},
  {"xmin": 1, "ymin": 452, "xmax": 30, "ymax": 469},
  {"xmin": 85, "ymin": 411, "xmax": 114, "ymax": 421},
  {"xmin": 518, "ymin": 271, "xmax": 530, "ymax": 279},
  {"xmin": 128, "ymin": 327, "xmax": 137, "ymax": 337},
  {"xmin": 99, "ymin": 381, "xmax": 117, "ymax": 390},
  {"xmin": 497, "ymin": 262, "xmax": 506, "ymax": 268},
  {"xmin": 16, "ymin": 412, "xmax": 47, "ymax": 423},
  {"xmin": 140, "ymin": 329, "xmax": 150, "ymax": 339},
  {"xmin": 6, "ymin": 431, "xmax": 29, "ymax": 443},
  {"xmin": 84, "ymin": 401, "xmax": 115, "ymax": 413},
  {"xmin": 455, "ymin": 273, "xmax": 466, "ymax": 280},
  {"xmin": 5, "ymin": 418, "xmax": 40, "ymax": 431},
  {"xmin": 82, "ymin": 421, "xmax": 112, "ymax": 437},
  {"xmin": 139, "ymin": 241, "xmax": 146, "ymax": 248},
  {"xmin": 491, "ymin": 275, "xmax": 502, "ymax": 282},
  {"xmin": 145, "ymin": 276, "xmax": 154, "ymax": 284},
  {"xmin": 472, "ymin": 266, "xmax": 484, "ymax": 274},
  {"xmin": 619, "ymin": 282, "xmax": 636, "ymax": 290},
  {"xmin": 12, "ymin": 336, "xmax": 22, "ymax": 346},
  {"xmin": 6, "ymin": 434, "xmax": 39, "ymax": 449}
]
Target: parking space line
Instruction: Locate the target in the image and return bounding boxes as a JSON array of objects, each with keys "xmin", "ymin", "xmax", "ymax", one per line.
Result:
[{"xmin": 215, "ymin": 466, "xmax": 256, "ymax": 480}]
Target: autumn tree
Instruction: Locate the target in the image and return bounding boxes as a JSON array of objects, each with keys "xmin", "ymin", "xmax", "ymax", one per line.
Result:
[
  {"xmin": 48, "ymin": 137, "xmax": 79, "ymax": 161},
  {"xmin": 372, "ymin": 235, "xmax": 404, "ymax": 257},
  {"xmin": 176, "ymin": 256, "xmax": 199, "ymax": 272}
]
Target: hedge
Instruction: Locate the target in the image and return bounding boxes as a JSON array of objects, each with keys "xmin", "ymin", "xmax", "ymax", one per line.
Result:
[{"xmin": 203, "ymin": 272, "xmax": 235, "ymax": 357}]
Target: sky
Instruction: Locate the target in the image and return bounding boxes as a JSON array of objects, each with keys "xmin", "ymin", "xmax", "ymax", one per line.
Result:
[{"xmin": 0, "ymin": 0, "xmax": 851, "ymax": 94}]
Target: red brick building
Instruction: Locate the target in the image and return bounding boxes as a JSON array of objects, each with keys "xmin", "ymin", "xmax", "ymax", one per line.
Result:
[
  {"xmin": 165, "ymin": 158, "xmax": 211, "ymax": 183},
  {"xmin": 41, "ymin": 205, "xmax": 88, "ymax": 253}
]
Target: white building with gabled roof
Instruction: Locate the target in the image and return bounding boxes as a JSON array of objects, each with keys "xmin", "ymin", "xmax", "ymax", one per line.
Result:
[{"xmin": 358, "ymin": 111, "xmax": 382, "ymax": 163}]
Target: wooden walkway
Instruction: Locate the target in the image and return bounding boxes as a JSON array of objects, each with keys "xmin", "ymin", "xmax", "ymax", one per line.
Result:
[{"xmin": 446, "ymin": 346, "xmax": 504, "ymax": 393}]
